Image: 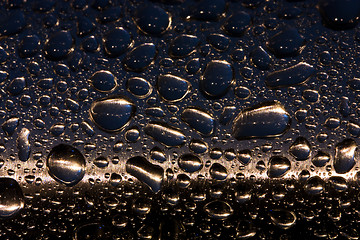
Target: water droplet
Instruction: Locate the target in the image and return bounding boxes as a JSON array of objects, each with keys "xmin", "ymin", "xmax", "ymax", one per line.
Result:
[
  {"xmin": 178, "ymin": 154, "xmax": 203, "ymax": 173},
  {"xmin": 222, "ymin": 12, "xmax": 251, "ymax": 36},
  {"xmin": 150, "ymin": 147, "xmax": 166, "ymax": 163},
  {"xmin": 123, "ymin": 43, "xmax": 156, "ymax": 72},
  {"xmin": 268, "ymin": 156, "xmax": 291, "ymax": 178},
  {"xmin": 304, "ymin": 176, "xmax": 325, "ymax": 195},
  {"xmin": 334, "ymin": 139, "xmax": 357, "ymax": 174},
  {"xmin": 94, "ymin": 156, "xmax": 109, "ymax": 168},
  {"xmin": 90, "ymin": 70, "xmax": 117, "ymax": 92},
  {"xmin": 329, "ymin": 176, "xmax": 347, "ymax": 192},
  {"xmin": 103, "ymin": 27, "xmax": 132, "ymax": 57},
  {"xmin": 47, "ymin": 144, "xmax": 86, "ymax": 186},
  {"xmin": 289, "ymin": 137, "xmax": 311, "ymax": 161},
  {"xmin": 17, "ymin": 128, "xmax": 30, "ymax": 162},
  {"xmin": 157, "ymin": 74, "xmax": 191, "ymax": 102},
  {"xmin": 219, "ymin": 106, "xmax": 237, "ymax": 125},
  {"xmin": 318, "ymin": 0, "xmax": 360, "ymax": 30},
  {"xmin": 97, "ymin": 6, "xmax": 121, "ymax": 24},
  {"xmin": 238, "ymin": 149, "xmax": 252, "ymax": 165},
  {"xmin": 204, "ymin": 200, "xmax": 233, "ymax": 220},
  {"xmin": 126, "ymin": 156, "xmax": 164, "ymax": 192},
  {"xmin": 125, "ymin": 127, "xmax": 140, "ymax": 142},
  {"xmin": 134, "ymin": 5, "xmax": 171, "ymax": 35},
  {"xmin": 312, "ymin": 151, "xmax": 330, "ymax": 167},
  {"xmin": 18, "ymin": 35, "xmax": 40, "ymax": 58},
  {"xmin": 250, "ymin": 46, "xmax": 272, "ymax": 70},
  {"xmin": 189, "ymin": 139, "xmax": 207, "ymax": 154},
  {"xmin": 302, "ymin": 89, "xmax": 319, "ymax": 103},
  {"xmin": 207, "ymin": 33, "xmax": 230, "ymax": 51},
  {"xmin": 266, "ymin": 27, "xmax": 305, "ymax": 57},
  {"xmin": 177, "ymin": 173, "xmax": 191, "ymax": 188},
  {"xmin": 170, "ymin": 35, "xmax": 199, "ymax": 58},
  {"xmin": 144, "ymin": 122, "xmax": 186, "ymax": 147},
  {"xmin": 7, "ymin": 77, "xmax": 25, "ymax": 96},
  {"xmin": 265, "ymin": 62, "xmax": 315, "ymax": 88},
  {"xmin": 210, "ymin": 163, "xmax": 227, "ymax": 180},
  {"xmin": 0, "ymin": 10, "xmax": 26, "ymax": 36},
  {"xmin": 0, "ymin": 178, "xmax": 24, "ymax": 218},
  {"xmin": 126, "ymin": 77, "xmax": 152, "ymax": 99},
  {"xmin": 2, "ymin": 117, "xmax": 19, "ymax": 136},
  {"xmin": 90, "ymin": 97, "xmax": 135, "ymax": 132},
  {"xmin": 232, "ymin": 101, "xmax": 291, "ymax": 140},
  {"xmin": 200, "ymin": 60, "xmax": 233, "ymax": 98},
  {"xmin": 269, "ymin": 209, "xmax": 296, "ymax": 230},
  {"xmin": 190, "ymin": 0, "xmax": 226, "ymax": 21},
  {"xmin": 77, "ymin": 16, "xmax": 95, "ymax": 37},
  {"xmin": 44, "ymin": 31, "xmax": 74, "ymax": 60},
  {"xmin": 181, "ymin": 108, "xmax": 214, "ymax": 136}
]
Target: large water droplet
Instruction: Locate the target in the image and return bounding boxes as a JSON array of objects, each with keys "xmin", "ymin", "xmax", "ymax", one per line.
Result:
[
  {"xmin": 304, "ymin": 176, "xmax": 325, "ymax": 195},
  {"xmin": 266, "ymin": 27, "xmax": 305, "ymax": 57},
  {"xmin": 90, "ymin": 70, "xmax": 117, "ymax": 92},
  {"xmin": 0, "ymin": 10, "xmax": 26, "ymax": 36},
  {"xmin": 7, "ymin": 77, "xmax": 25, "ymax": 96},
  {"xmin": 250, "ymin": 46, "xmax": 272, "ymax": 70},
  {"xmin": 200, "ymin": 60, "xmax": 233, "ymax": 98},
  {"xmin": 210, "ymin": 163, "xmax": 227, "ymax": 180},
  {"xmin": 126, "ymin": 156, "xmax": 164, "ymax": 192},
  {"xmin": 103, "ymin": 28, "xmax": 132, "ymax": 57},
  {"xmin": 222, "ymin": 12, "xmax": 251, "ymax": 36},
  {"xmin": 169, "ymin": 34, "xmax": 199, "ymax": 58},
  {"xmin": 47, "ymin": 144, "xmax": 86, "ymax": 186},
  {"xmin": 268, "ymin": 156, "xmax": 291, "ymax": 178},
  {"xmin": 334, "ymin": 139, "xmax": 357, "ymax": 174},
  {"xmin": 0, "ymin": 178, "xmax": 24, "ymax": 218},
  {"xmin": 318, "ymin": 0, "xmax": 360, "ymax": 30},
  {"xmin": 123, "ymin": 43, "xmax": 156, "ymax": 72},
  {"xmin": 312, "ymin": 151, "xmax": 330, "ymax": 167},
  {"xmin": 2, "ymin": 117, "xmax": 19, "ymax": 136},
  {"xmin": 232, "ymin": 101, "xmax": 291, "ymax": 140},
  {"xmin": 134, "ymin": 5, "xmax": 171, "ymax": 35},
  {"xmin": 157, "ymin": 74, "xmax": 191, "ymax": 102},
  {"xmin": 44, "ymin": 31, "xmax": 74, "ymax": 60},
  {"xmin": 289, "ymin": 137, "xmax": 311, "ymax": 161},
  {"xmin": 90, "ymin": 97, "xmax": 135, "ymax": 132}
]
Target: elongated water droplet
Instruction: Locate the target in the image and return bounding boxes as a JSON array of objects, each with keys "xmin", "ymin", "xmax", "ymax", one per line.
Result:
[
  {"xmin": 334, "ymin": 139, "xmax": 357, "ymax": 174},
  {"xmin": 144, "ymin": 122, "xmax": 186, "ymax": 147},
  {"xmin": 126, "ymin": 156, "xmax": 164, "ymax": 192},
  {"xmin": 232, "ymin": 101, "xmax": 291, "ymax": 140},
  {"xmin": 269, "ymin": 209, "xmax": 296, "ymax": 230},
  {"xmin": 178, "ymin": 154, "xmax": 203, "ymax": 173},
  {"xmin": 204, "ymin": 200, "xmax": 233, "ymax": 220},
  {"xmin": 181, "ymin": 108, "xmax": 214, "ymax": 136},
  {"xmin": 265, "ymin": 62, "xmax": 315, "ymax": 88},
  {"xmin": 17, "ymin": 128, "xmax": 30, "ymax": 162}
]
